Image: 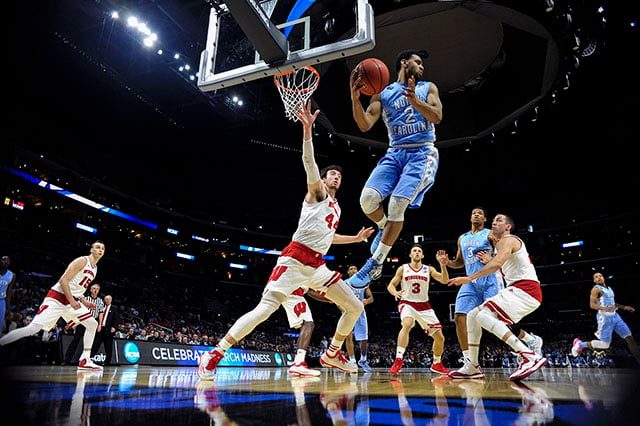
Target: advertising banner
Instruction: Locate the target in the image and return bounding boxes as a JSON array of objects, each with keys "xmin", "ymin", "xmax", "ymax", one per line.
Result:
[{"xmin": 61, "ymin": 335, "xmax": 291, "ymax": 367}]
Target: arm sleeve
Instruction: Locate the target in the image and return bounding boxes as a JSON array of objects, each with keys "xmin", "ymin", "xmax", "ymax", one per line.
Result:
[{"xmin": 302, "ymin": 138, "xmax": 321, "ymax": 184}]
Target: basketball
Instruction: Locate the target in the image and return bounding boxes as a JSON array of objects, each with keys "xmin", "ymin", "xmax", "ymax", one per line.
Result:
[{"xmin": 356, "ymin": 58, "xmax": 390, "ymax": 96}]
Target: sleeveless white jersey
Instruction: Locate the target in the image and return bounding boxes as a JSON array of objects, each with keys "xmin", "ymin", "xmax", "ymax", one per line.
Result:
[
  {"xmin": 291, "ymin": 194, "xmax": 340, "ymax": 255},
  {"xmin": 50, "ymin": 256, "xmax": 98, "ymax": 298},
  {"xmin": 400, "ymin": 263, "xmax": 431, "ymax": 303},
  {"xmin": 499, "ymin": 235, "xmax": 538, "ymax": 285}
]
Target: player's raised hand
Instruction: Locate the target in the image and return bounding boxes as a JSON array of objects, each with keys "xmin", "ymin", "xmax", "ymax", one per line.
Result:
[
  {"xmin": 402, "ymin": 75, "xmax": 418, "ymax": 105},
  {"xmin": 294, "ymin": 100, "xmax": 320, "ymax": 128},
  {"xmin": 435, "ymin": 250, "xmax": 449, "ymax": 266},
  {"xmin": 349, "ymin": 69, "xmax": 364, "ymax": 99},
  {"xmin": 356, "ymin": 226, "xmax": 375, "ymax": 242}
]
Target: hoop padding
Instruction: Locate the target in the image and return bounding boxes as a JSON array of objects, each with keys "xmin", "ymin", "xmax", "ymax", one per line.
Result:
[{"xmin": 274, "ymin": 66, "xmax": 320, "ymax": 121}]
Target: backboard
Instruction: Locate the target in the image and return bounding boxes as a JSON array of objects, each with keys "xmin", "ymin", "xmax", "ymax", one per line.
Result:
[{"xmin": 197, "ymin": 0, "xmax": 375, "ymax": 91}]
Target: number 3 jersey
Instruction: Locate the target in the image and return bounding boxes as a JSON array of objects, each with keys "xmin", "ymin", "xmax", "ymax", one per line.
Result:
[
  {"xmin": 50, "ymin": 256, "xmax": 97, "ymax": 299},
  {"xmin": 400, "ymin": 263, "xmax": 431, "ymax": 303},
  {"xmin": 291, "ymin": 194, "xmax": 340, "ymax": 256}
]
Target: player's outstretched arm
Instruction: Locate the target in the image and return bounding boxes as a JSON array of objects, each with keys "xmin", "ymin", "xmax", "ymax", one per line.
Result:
[
  {"xmin": 350, "ymin": 70, "xmax": 381, "ymax": 132},
  {"xmin": 333, "ymin": 227, "xmax": 374, "ymax": 244},
  {"xmin": 294, "ymin": 101, "xmax": 323, "ymax": 201}
]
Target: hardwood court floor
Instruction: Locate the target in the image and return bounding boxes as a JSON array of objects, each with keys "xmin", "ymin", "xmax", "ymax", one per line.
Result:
[{"xmin": 1, "ymin": 365, "xmax": 638, "ymax": 425}]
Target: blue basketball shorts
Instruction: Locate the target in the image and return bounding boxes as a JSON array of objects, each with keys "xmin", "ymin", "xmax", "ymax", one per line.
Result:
[
  {"xmin": 455, "ymin": 275, "xmax": 500, "ymax": 314},
  {"xmin": 595, "ymin": 313, "xmax": 632, "ymax": 342},
  {"xmin": 364, "ymin": 145, "xmax": 439, "ymax": 209}
]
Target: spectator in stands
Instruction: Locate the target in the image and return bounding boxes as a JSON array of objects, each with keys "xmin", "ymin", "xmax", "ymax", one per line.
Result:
[
  {"xmin": 126, "ymin": 327, "xmax": 136, "ymax": 340},
  {"xmin": 114, "ymin": 324, "xmax": 128, "ymax": 339},
  {"xmin": 148, "ymin": 330, "xmax": 161, "ymax": 342},
  {"xmin": 135, "ymin": 329, "xmax": 148, "ymax": 341}
]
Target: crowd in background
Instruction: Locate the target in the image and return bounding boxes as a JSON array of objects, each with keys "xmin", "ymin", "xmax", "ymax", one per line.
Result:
[{"xmin": 2, "ymin": 267, "xmax": 633, "ymax": 369}]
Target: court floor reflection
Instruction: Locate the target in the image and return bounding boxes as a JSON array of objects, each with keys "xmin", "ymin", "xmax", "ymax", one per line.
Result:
[{"xmin": 1, "ymin": 365, "xmax": 637, "ymax": 425}]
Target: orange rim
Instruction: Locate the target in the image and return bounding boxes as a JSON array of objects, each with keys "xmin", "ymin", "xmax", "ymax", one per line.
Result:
[{"xmin": 273, "ymin": 66, "xmax": 320, "ymax": 93}]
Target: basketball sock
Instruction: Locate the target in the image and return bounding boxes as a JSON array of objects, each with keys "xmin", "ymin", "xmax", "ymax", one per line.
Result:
[
  {"xmin": 294, "ymin": 349, "xmax": 307, "ymax": 364},
  {"xmin": 462, "ymin": 349, "xmax": 471, "ymax": 360},
  {"xmin": 373, "ymin": 243, "xmax": 392, "ymax": 264},
  {"xmin": 81, "ymin": 348, "xmax": 91, "ymax": 361},
  {"xmin": 349, "ymin": 355, "xmax": 356, "ymax": 362},
  {"xmin": 433, "ymin": 355, "xmax": 441, "ymax": 364},
  {"xmin": 579, "ymin": 342, "xmax": 589, "ymax": 349},
  {"xmin": 505, "ymin": 335, "xmax": 531, "ymax": 353},
  {"xmin": 468, "ymin": 345, "xmax": 480, "ymax": 365},
  {"xmin": 520, "ymin": 331, "xmax": 535, "ymax": 345},
  {"xmin": 214, "ymin": 337, "xmax": 233, "ymax": 354},
  {"xmin": 360, "ymin": 353, "xmax": 367, "ymax": 361},
  {"xmin": 327, "ymin": 338, "xmax": 344, "ymax": 357},
  {"xmin": 396, "ymin": 346, "xmax": 406, "ymax": 359}
]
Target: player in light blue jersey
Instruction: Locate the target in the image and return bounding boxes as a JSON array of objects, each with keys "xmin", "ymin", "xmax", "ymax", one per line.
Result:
[
  {"xmin": 0, "ymin": 256, "xmax": 16, "ymax": 335},
  {"xmin": 348, "ymin": 49, "xmax": 442, "ymax": 289},
  {"xmin": 343, "ymin": 265, "xmax": 374, "ymax": 372},
  {"xmin": 447, "ymin": 208, "xmax": 542, "ymax": 362},
  {"xmin": 571, "ymin": 272, "xmax": 640, "ymax": 365}
]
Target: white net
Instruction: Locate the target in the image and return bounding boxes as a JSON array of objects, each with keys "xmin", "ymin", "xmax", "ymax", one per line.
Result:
[{"xmin": 274, "ymin": 66, "xmax": 320, "ymax": 121}]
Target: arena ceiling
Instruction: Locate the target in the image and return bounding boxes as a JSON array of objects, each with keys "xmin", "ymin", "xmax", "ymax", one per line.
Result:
[{"xmin": 5, "ymin": 0, "xmax": 639, "ymax": 239}]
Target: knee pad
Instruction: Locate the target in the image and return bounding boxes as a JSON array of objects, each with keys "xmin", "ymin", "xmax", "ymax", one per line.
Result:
[
  {"xmin": 591, "ymin": 340, "xmax": 610, "ymax": 349},
  {"xmin": 360, "ymin": 187, "xmax": 382, "ymax": 215},
  {"xmin": 388, "ymin": 196, "xmax": 410, "ymax": 222}
]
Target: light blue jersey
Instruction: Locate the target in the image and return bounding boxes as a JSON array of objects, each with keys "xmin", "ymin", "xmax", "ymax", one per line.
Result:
[
  {"xmin": 594, "ymin": 284, "xmax": 632, "ymax": 342},
  {"xmin": 455, "ymin": 228, "xmax": 500, "ymax": 314},
  {"xmin": 0, "ymin": 269, "xmax": 14, "ymax": 332},
  {"xmin": 363, "ymin": 81, "xmax": 439, "ymax": 210},
  {"xmin": 0, "ymin": 270, "xmax": 12, "ymax": 299},
  {"xmin": 381, "ymin": 81, "xmax": 436, "ymax": 147}
]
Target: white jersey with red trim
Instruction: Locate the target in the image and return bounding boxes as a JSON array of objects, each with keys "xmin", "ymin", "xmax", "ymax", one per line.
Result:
[
  {"xmin": 401, "ymin": 263, "xmax": 431, "ymax": 303},
  {"xmin": 499, "ymin": 235, "xmax": 538, "ymax": 286},
  {"xmin": 50, "ymin": 256, "xmax": 98, "ymax": 298},
  {"xmin": 291, "ymin": 194, "xmax": 340, "ymax": 255}
]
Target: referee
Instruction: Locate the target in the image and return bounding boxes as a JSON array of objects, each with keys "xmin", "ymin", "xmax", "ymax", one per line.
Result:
[{"xmin": 63, "ymin": 283, "xmax": 104, "ymax": 365}]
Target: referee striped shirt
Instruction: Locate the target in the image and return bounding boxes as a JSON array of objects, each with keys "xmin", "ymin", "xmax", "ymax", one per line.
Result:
[{"xmin": 85, "ymin": 295, "xmax": 105, "ymax": 319}]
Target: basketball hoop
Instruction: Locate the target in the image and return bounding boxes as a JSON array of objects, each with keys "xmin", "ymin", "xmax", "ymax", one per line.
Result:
[{"xmin": 274, "ymin": 66, "xmax": 320, "ymax": 121}]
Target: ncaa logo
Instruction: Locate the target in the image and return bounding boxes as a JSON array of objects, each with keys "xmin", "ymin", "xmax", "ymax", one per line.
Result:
[
  {"xmin": 274, "ymin": 353, "xmax": 283, "ymax": 366},
  {"xmin": 123, "ymin": 341, "xmax": 141, "ymax": 364}
]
